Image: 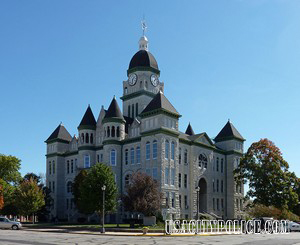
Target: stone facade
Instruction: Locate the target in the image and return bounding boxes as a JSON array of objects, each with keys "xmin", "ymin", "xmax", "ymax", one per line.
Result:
[{"xmin": 45, "ymin": 33, "xmax": 245, "ymax": 222}]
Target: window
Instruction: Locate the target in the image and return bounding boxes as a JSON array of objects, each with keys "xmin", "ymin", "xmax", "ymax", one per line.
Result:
[
  {"xmin": 165, "ymin": 192, "xmax": 169, "ymax": 208},
  {"xmin": 100, "ymin": 154, "xmax": 103, "ymax": 162},
  {"xmin": 90, "ymin": 133, "xmax": 93, "ymax": 144},
  {"xmin": 179, "ymin": 148, "xmax": 181, "ymax": 164},
  {"xmin": 146, "ymin": 142, "xmax": 150, "ymax": 160},
  {"xmin": 81, "ymin": 133, "xmax": 84, "ymax": 143},
  {"xmin": 213, "ymin": 179, "xmax": 215, "ymax": 192},
  {"xmin": 125, "ymin": 174, "xmax": 131, "ymax": 187},
  {"xmin": 236, "ymin": 199, "xmax": 239, "ymax": 210},
  {"xmin": 130, "ymin": 148, "xmax": 134, "ymax": 164},
  {"xmin": 171, "ymin": 141, "xmax": 175, "ymax": 160},
  {"xmin": 213, "ymin": 198, "xmax": 215, "ymax": 211},
  {"xmin": 124, "ymin": 87, "xmax": 128, "ymax": 94},
  {"xmin": 179, "ymin": 195, "xmax": 182, "ymax": 208},
  {"xmin": 184, "ymin": 195, "xmax": 188, "ymax": 209},
  {"xmin": 52, "ymin": 181, "xmax": 55, "ymax": 193},
  {"xmin": 217, "ymin": 199, "xmax": 219, "ymax": 211},
  {"xmin": 67, "ymin": 181, "xmax": 72, "ymax": 193},
  {"xmin": 165, "ymin": 167, "xmax": 169, "ymax": 185},
  {"xmin": 236, "ymin": 184, "xmax": 239, "ymax": 193},
  {"xmin": 221, "ymin": 199, "xmax": 224, "ymax": 210},
  {"xmin": 184, "ymin": 149, "xmax": 188, "ymax": 164},
  {"xmin": 116, "ymin": 126, "xmax": 120, "ymax": 137},
  {"xmin": 97, "ymin": 154, "xmax": 100, "ymax": 163},
  {"xmin": 49, "ymin": 162, "xmax": 51, "ymax": 175},
  {"xmin": 198, "ymin": 154, "xmax": 207, "ymax": 168},
  {"xmin": 110, "ymin": 149, "xmax": 116, "ymax": 166},
  {"xmin": 221, "ymin": 180, "xmax": 224, "ymax": 193},
  {"xmin": 178, "ymin": 173, "xmax": 181, "ymax": 188},
  {"xmin": 221, "ymin": 158, "xmax": 224, "ymax": 173},
  {"xmin": 85, "ymin": 133, "xmax": 89, "ymax": 143},
  {"xmin": 128, "ymin": 105, "xmax": 131, "ymax": 118},
  {"xmin": 84, "ymin": 155, "xmax": 90, "ymax": 168},
  {"xmin": 67, "ymin": 160, "xmax": 70, "ymax": 174},
  {"xmin": 136, "ymin": 146, "xmax": 140, "ymax": 164},
  {"xmin": 165, "ymin": 140, "xmax": 169, "ymax": 159},
  {"xmin": 240, "ymin": 199, "xmax": 243, "ymax": 210},
  {"xmin": 71, "ymin": 160, "xmax": 74, "ymax": 173},
  {"xmin": 146, "ymin": 169, "xmax": 151, "ymax": 176},
  {"xmin": 125, "ymin": 149, "xmax": 128, "ymax": 165},
  {"xmin": 107, "ymin": 126, "xmax": 110, "ymax": 137},
  {"xmin": 171, "ymin": 168, "xmax": 175, "ymax": 186},
  {"xmin": 171, "ymin": 192, "xmax": 175, "ymax": 208},
  {"xmin": 184, "ymin": 174, "xmax": 187, "ymax": 188},
  {"xmin": 135, "ymin": 103, "xmax": 138, "ymax": 117},
  {"xmin": 112, "ymin": 126, "xmax": 115, "ymax": 137},
  {"xmin": 131, "ymin": 104, "xmax": 134, "ymax": 118},
  {"xmin": 152, "ymin": 168, "xmax": 158, "ymax": 180},
  {"xmin": 216, "ymin": 157, "xmax": 219, "ymax": 172},
  {"xmin": 152, "ymin": 140, "xmax": 157, "ymax": 159},
  {"xmin": 48, "ymin": 181, "xmax": 51, "ymax": 192},
  {"xmin": 53, "ymin": 161, "xmax": 55, "ymax": 174}
]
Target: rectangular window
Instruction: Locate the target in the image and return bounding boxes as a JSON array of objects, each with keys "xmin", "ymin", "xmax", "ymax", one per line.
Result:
[
  {"xmin": 48, "ymin": 181, "xmax": 51, "ymax": 192},
  {"xmin": 165, "ymin": 140, "xmax": 169, "ymax": 159},
  {"xmin": 179, "ymin": 148, "xmax": 181, "ymax": 164},
  {"xmin": 165, "ymin": 167, "xmax": 169, "ymax": 185},
  {"xmin": 146, "ymin": 142, "xmax": 150, "ymax": 160},
  {"xmin": 125, "ymin": 149, "xmax": 128, "ymax": 165},
  {"xmin": 171, "ymin": 142, "xmax": 175, "ymax": 160},
  {"xmin": 184, "ymin": 150, "xmax": 188, "ymax": 164},
  {"xmin": 221, "ymin": 180, "xmax": 223, "ymax": 193},
  {"xmin": 53, "ymin": 161, "xmax": 55, "ymax": 174},
  {"xmin": 178, "ymin": 173, "xmax": 181, "ymax": 188},
  {"xmin": 240, "ymin": 199, "xmax": 243, "ymax": 210},
  {"xmin": 130, "ymin": 148, "xmax": 134, "ymax": 164},
  {"xmin": 52, "ymin": 181, "xmax": 55, "ymax": 193},
  {"xmin": 213, "ymin": 179, "xmax": 215, "ymax": 192},
  {"xmin": 217, "ymin": 199, "xmax": 219, "ymax": 211},
  {"xmin": 171, "ymin": 192, "xmax": 175, "ymax": 208},
  {"xmin": 217, "ymin": 179, "xmax": 219, "ymax": 192},
  {"xmin": 49, "ymin": 161, "xmax": 51, "ymax": 175},
  {"xmin": 213, "ymin": 198, "xmax": 215, "ymax": 211},
  {"xmin": 152, "ymin": 168, "xmax": 158, "ymax": 180},
  {"xmin": 84, "ymin": 155, "xmax": 90, "ymax": 168},
  {"xmin": 221, "ymin": 199, "xmax": 224, "ymax": 210},
  {"xmin": 100, "ymin": 154, "xmax": 103, "ymax": 162},
  {"xmin": 153, "ymin": 141, "xmax": 157, "ymax": 159},
  {"xmin": 221, "ymin": 159, "xmax": 224, "ymax": 173},
  {"xmin": 71, "ymin": 160, "xmax": 74, "ymax": 173},
  {"xmin": 110, "ymin": 150, "xmax": 116, "ymax": 166},
  {"xmin": 67, "ymin": 160, "xmax": 70, "ymax": 174},
  {"xmin": 136, "ymin": 147, "xmax": 141, "ymax": 164},
  {"xmin": 75, "ymin": 158, "xmax": 77, "ymax": 168},
  {"xmin": 146, "ymin": 168, "xmax": 151, "ymax": 176},
  {"xmin": 217, "ymin": 158, "xmax": 219, "ymax": 172},
  {"xmin": 184, "ymin": 174, "xmax": 187, "ymax": 188},
  {"xmin": 179, "ymin": 195, "xmax": 182, "ymax": 208},
  {"xmin": 166, "ymin": 192, "xmax": 169, "ymax": 208},
  {"xmin": 171, "ymin": 168, "xmax": 175, "ymax": 186},
  {"xmin": 184, "ymin": 195, "xmax": 188, "ymax": 209}
]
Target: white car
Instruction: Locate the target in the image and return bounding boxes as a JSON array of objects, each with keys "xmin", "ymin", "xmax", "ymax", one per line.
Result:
[
  {"xmin": 287, "ymin": 222, "xmax": 300, "ymax": 232},
  {"xmin": 0, "ymin": 217, "xmax": 22, "ymax": 230}
]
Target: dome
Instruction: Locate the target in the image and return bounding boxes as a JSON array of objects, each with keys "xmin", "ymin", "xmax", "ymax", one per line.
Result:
[{"xmin": 128, "ymin": 50, "xmax": 159, "ymax": 72}]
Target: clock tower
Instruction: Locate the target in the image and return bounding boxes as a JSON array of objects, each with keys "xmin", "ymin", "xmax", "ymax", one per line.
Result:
[{"xmin": 120, "ymin": 24, "xmax": 164, "ymax": 119}]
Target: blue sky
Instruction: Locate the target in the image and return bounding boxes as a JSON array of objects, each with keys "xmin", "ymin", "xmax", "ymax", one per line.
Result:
[{"xmin": 0, "ymin": 0, "xmax": 299, "ymax": 179}]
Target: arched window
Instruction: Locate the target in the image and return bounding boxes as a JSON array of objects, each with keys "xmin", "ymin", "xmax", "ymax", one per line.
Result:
[
  {"xmin": 136, "ymin": 146, "xmax": 140, "ymax": 164},
  {"xmin": 217, "ymin": 179, "xmax": 219, "ymax": 192},
  {"xmin": 116, "ymin": 126, "xmax": 120, "ymax": 137},
  {"xmin": 49, "ymin": 161, "xmax": 52, "ymax": 175},
  {"xmin": 124, "ymin": 87, "xmax": 128, "ymax": 94},
  {"xmin": 67, "ymin": 181, "xmax": 73, "ymax": 193},
  {"xmin": 165, "ymin": 140, "xmax": 169, "ymax": 159},
  {"xmin": 111, "ymin": 126, "xmax": 115, "ymax": 137},
  {"xmin": 184, "ymin": 149, "xmax": 188, "ymax": 164},
  {"xmin": 145, "ymin": 81, "xmax": 148, "ymax": 89},
  {"xmin": 128, "ymin": 105, "xmax": 131, "ymax": 118},
  {"xmin": 90, "ymin": 133, "xmax": 93, "ymax": 144},
  {"xmin": 67, "ymin": 160, "xmax": 70, "ymax": 174},
  {"xmin": 216, "ymin": 157, "xmax": 219, "ymax": 172},
  {"xmin": 135, "ymin": 103, "xmax": 138, "ymax": 117},
  {"xmin": 125, "ymin": 149, "xmax": 128, "ymax": 165},
  {"xmin": 179, "ymin": 148, "xmax": 181, "ymax": 164},
  {"xmin": 152, "ymin": 140, "xmax": 157, "ymax": 159},
  {"xmin": 81, "ymin": 133, "xmax": 84, "ymax": 143},
  {"xmin": 104, "ymin": 128, "xmax": 106, "ymax": 137},
  {"xmin": 85, "ymin": 133, "xmax": 89, "ymax": 143},
  {"xmin": 221, "ymin": 180, "xmax": 224, "ymax": 193},
  {"xmin": 221, "ymin": 158, "xmax": 224, "ymax": 173},
  {"xmin": 131, "ymin": 104, "xmax": 134, "ymax": 118},
  {"xmin": 171, "ymin": 141, "xmax": 175, "ymax": 160},
  {"xmin": 110, "ymin": 149, "xmax": 116, "ymax": 166},
  {"xmin": 125, "ymin": 174, "xmax": 131, "ymax": 187},
  {"xmin": 130, "ymin": 148, "xmax": 134, "ymax": 164},
  {"xmin": 140, "ymin": 81, "xmax": 142, "ymax": 88},
  {"xmin": 52, "ymin": 161, "xmax": 55, "ymax": 174},
  {"xmin": 146, "ymin": 142, "xmax": 150, "ymax": 160},
  {"xmin": 198, "ymin": 154, "xmax": 208, "ymax": 169},
  {"xmin": 107, "ymin": 126, "xmax": 110, "ymax": 137},
  {"xmin": 84, "ymin": 155, "xmax": 90, "ymax": 168},
  {"xmin": 71, "ymin": 160, "xmax": 74, "ymax": 173}
]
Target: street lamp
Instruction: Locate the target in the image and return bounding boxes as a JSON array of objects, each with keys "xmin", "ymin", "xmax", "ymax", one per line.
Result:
[
  {"xmin": 101, "ymin": 185, "xmax": 106, "ymax": 233},
  {"xmin": 196, "ymin": 186, "xmax": 200, "ymax": 220}
]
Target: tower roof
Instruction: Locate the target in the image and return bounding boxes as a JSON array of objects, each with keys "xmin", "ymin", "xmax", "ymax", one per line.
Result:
[
  {"xmin": 104, "ymin": 97, "xmax": 125, "ymax": 121},
  {"xmin": 185, "ymin": 123, "xmax": 195, "ymax": 136},
  {"xmin": 141, "ymin": 91, "xmax": 180, "ymax": 117},
  {"xmin": 78, "ymin": 105, "xmax": 96, "ymax": 130},
  {"xmin": 128, "ymin": 50, "xmax": 159, "ymax": 72},
  {"xmin": 45, "ymin": 123, "xmax": 72, "ymax": 143},
  {"xmin": 215, "ymin": 120, "xmax": 245, "ymax": 142}
]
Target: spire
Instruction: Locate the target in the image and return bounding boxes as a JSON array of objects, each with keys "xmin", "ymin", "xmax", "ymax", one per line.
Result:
[
  {"xmin": 104, "ymin": 97, "xmax": 125, "ymax": 121},
  {"xmin": 139, "ymin": 19, "xmax": 149, "ymax": 51},
  {"xmin": 185, "ymin": 122, "xmax": 195, "ymax": 136},
  {"xmin": 45, "ymin": 124, "xmax": 72, "ymax": 143},
  {"xmin": 215, "ymin": 120, "xmax": 245, "ymax": 142},
  {"xmin": 78, "ymin": 105, "xmax": 96, "ymax": 130}
]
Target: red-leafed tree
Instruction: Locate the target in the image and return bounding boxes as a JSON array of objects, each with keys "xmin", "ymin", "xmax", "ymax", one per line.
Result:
[{"xmin": 122, "ymin": 172, "xmax": 162, "ymax": 217}]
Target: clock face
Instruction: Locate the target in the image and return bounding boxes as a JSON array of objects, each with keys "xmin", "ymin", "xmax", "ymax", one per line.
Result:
[
  {"xmin": 128, "ymin": 73, "xmax": 137, "ymax": 86},
  {"xmin": 151, "ymin": 74, "xmax": 159, "ymax": 87}
]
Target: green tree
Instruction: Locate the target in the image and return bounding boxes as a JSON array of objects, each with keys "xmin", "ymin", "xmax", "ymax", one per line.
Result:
[
  {"xmin": 15, "ymin": 178, "xmax": 45, "ymax": 223},
  {"xmin": 0, "ymin": 179, "xmax": 18, "ymax": 216},
  {"xmin": 0, "ymin": 154, "xmax": 21, "ymax": 184},
  {"xmin": 0, "ymin": 182, "xmax": 3, "ymax": 210},
  {"xmin": 122, "ymin": 172, "xmax": 162, "ymax": 217},
  {"xmin": 234, "ymin": 138, "xmax": 298, "ymax": 210},
  {"xmin": 23, "ymin": 173, "xmax": 41, "ymax": 184},
  {"xmin": 73, "ymin": 163, "xmax": 117, "ymax": 217}
]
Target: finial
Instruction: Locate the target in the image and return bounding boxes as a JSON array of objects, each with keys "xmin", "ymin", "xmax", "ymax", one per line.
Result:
[
  {"xmin": 141, "ymin": 16, "xmax": 147, "ymax": 36},
  {"xmin": 60, "ymin": 121, "xmax": 62, "ymax": 125},
  {"xmin": 228, "ymin": 118, "xmax": 230, "ymax": 122},
  {"xmin": 113, "ymin": 95, "xmax": 116, "ymax": 99}
]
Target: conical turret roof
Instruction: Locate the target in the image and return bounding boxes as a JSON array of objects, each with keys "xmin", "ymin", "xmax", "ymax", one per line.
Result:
[
  {"xmin": 104, "ymin": 97, "xmax": 125, "ymax": 122},
  {"xmin": 185, "ymin": 123, "xmax": 195, "ymax": 136},
  {"xmin": 215, "ymin": 120, "xmax": 245, "ymax": 142},
  {"xmin": 45, "ymin": 123, "xmax": 72, "ymax": 143},
  {"xmin": 78, "ymin": 105, "xmax": 96, "ymax": 130}
]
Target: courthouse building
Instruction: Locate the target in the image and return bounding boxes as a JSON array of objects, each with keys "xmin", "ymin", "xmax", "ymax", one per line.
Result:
[{"xmin": 45, "ymin": 30, "xmax": 245, "ymax": 222}]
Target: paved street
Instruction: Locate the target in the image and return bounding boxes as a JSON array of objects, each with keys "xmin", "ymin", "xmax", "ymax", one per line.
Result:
[{"xmin": 0, "ymin": 229, "xmax": 300, "ymax": 245}]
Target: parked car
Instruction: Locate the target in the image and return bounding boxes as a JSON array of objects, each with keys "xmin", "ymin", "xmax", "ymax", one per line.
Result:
[
  {"xmin": 0, "ymin": 217, "xmax": 22, "ymax": 230},
  {"xmin": 287, "ymin": 222, "xmax": 300, "ymax": 232}
]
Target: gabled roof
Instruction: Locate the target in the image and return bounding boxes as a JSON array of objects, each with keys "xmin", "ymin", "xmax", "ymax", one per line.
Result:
[
  {"xmin": 215, "ymin": 120, "xmax": 245, "ymax": 142},
  {"xmin": 104, "ymin": 97, "xmax": 125, "ymax": 121},
  {"xmin": 185, "ymin": 123, "xmax": 195, "ymax": 136},
  {"xmin": 78, "ymin": 105, "xmax": 96, "ymax": 129},
  {"xmin": 188, "ymin": 132, "xmax": 215, "ymax": 146},
  {"xmin": 141, "ymin": 91, "xmax": 180, "ymax": 117},
  {"xmin": 45, "ymin": 124, "xmax": 72, "ymax": 143}
]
